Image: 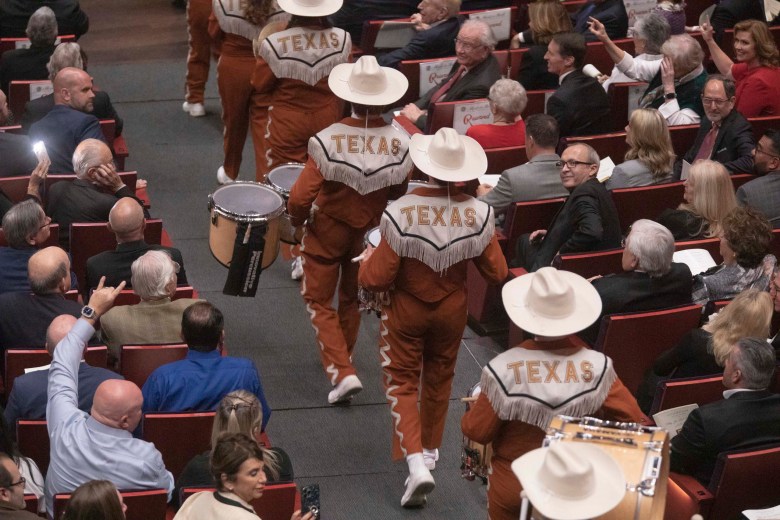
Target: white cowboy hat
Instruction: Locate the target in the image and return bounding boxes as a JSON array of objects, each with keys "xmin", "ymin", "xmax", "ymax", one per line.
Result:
[
  {"xmin": 512, "ymin": 443, "xmax": 625, "ymax": 520},
  {"xmin": 409, "ymin": 128, "xmax": 487, "ymax": 183},
  {"xmin": 328, "ymin": 56, "xmax": 408, "ymax": 106},
  {"xmin": 502, "ymin": 267, "xmax": 602, "ymax": 337},
  {"xmin": 277, "ymin": 0, "xmax": 342, "ymax": 17}
]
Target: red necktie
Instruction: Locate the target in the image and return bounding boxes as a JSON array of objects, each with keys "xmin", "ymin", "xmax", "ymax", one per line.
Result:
[
  {"xmin": 694, "ymin": 123, "xmax": 720, "ymax": 161},
  {"xmin": 429, "ymin": 65, "xmax": 466, "ymax": 105}
]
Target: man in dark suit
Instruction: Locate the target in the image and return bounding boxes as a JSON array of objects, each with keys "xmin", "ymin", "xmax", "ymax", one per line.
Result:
[
  {"xmin": 737, "ymin": 129, "xmax": 780, "ymax": 227},
  {"xmin": 675, "ymin": 75, "xmax": 754, "ymax": 178},
  {"xmin": 4, "ymin": 314, "xmax": 122, "ymax": 437},
  {"xmin": 0, "ymin": 6, "xmax": 57, "ymax": 93},
  {"xmin": 400, "ymin": 19, "xmax": 501, "ymax": 131},
  {"xmin": 514, "ymin": 143, "xmax": 622, "ymax": 271},
  {"xmin": 0, "ymin": 0, "xmax": 89, "ymax": 39},
  {"xmin": 545, "ymin": 32, "xmax": 611, "ymax": 137},
  {"xmin": 671, "ymin": 337, "xmax": 780, "ymax": 485},
  {"xmin": 85, "ymin": 198, "xmax": 186, "ymax": 295},
  {"xmin": 710, "ymin": 0, "xmax": 779, "ymax": 42},
  {"xmin": 329, "ymin": 0, "xmax": 418, "ymax": 45},
  {"xmin": 29, "ymin": 67, "xmax": 106, "ymax": 173},
  {"xmin": 0, "ymin": 89, "xmax": 37, "ymax": 178},
  {"xmin": 377, "ymin": 0, "xmax": 461, "ymax": 69},
  {"xmin": 581, "ymin": 219, "xmax": 693, "ymax": 343},
  {"xmin": 46, "ymin": 139, "xmax": 143, "ymax": 250}
]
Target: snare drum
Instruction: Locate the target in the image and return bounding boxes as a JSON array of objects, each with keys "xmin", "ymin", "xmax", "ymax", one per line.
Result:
[
  {"xmin": 358, "ymin": 227, "xmax": 390, "ymax": 315},
  {"xmin": 266, "ymin": 163, "xmax": 304, "ymax": 244},
  {"xmin": 461, "ymin": 382, "xmax": 492, "ymax": 483},
  {"xmin": 208, "ymin": 182, "xmax": 284, "ymax": 268}
]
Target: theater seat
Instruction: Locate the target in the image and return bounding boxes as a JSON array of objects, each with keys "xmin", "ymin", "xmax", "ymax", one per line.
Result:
[
  {"xmin": 120, "ymin": 344, "xmax": 188, "ymax": 388},
  {"xmin": 16, "ymin": 420, "xmax": 49, "ymax": 475},
  {"xmin": 649, "ymin": 374, "xmax": 725, "ymax": 416},
  {"xmin": 4, "ymin": 345, "xmax": 107, "ymax": 396},
  {"xmin": 552, "ymin": 248, "xmax": 623, "ymax": 279},
  {"xmin": 142, "ymin": 412, "xmax": 215, "ymax": 481},
  {"xmin": 55, "ymin": 489, "xmax": 168, "ymax": 520},
  {"xmin": 113, "ymin": 286, "xmax": 195, "ymax": 307}
]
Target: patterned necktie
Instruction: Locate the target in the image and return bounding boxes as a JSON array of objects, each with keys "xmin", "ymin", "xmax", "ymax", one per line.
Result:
[
  {"xmin": 694, "ymin": 123, "xmax": 720, "ymax": 161},
  {"xmin": 429, "ymin": 65, "xmax": 466, "ymax": 105}
]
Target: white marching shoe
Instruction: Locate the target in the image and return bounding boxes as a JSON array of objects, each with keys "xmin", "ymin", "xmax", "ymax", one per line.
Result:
[
  {"xmin": 423, "ymin": 448, "xmax": 439, "ymax": 471},
  {"xmin": 402, "ymin": 454, "xmax": 435, "ymax": 508},
  {"xmin": 327, "ymin": 375, "xmax": 363, "ymax": 405},
  {"xmin": 216, "ymin": 166, "xmax": 233, "ymax": 185},
  {"xmin": 291, "ymin": 257, "xmax": 303, "ymax": 280},
  {"xmin": 182, "ymin": 101, "xmax": 205, "ymax": 117}
]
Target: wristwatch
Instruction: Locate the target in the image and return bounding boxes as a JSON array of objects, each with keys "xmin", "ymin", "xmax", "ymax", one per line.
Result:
[
  {"xmin": 81, "ymin": 306, "xmax": 97, "ymax": 320},
  {"xmin": 664, "ymin": 92, "xmax": 677, "ymax": 100}
]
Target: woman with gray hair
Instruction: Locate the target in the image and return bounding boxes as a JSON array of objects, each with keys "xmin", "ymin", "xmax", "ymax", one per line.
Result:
[
  {"xmin": 465, "ymin": 78, "xmax": 527, "ymax": 149},
  {"xmin": 0, "ymin": 6, "xmax": 58, "ymax": 93}
]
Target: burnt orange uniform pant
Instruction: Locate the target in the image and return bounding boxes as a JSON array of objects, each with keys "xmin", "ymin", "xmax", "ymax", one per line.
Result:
[
  {"xmin": 381, "ymin": 288, "xmax": 467, "ymax": 460},
  {"xmin": 266, "ymin": 101, "xmax": 339, "ymax": 170},
  {"xmin": 184, "ymin": 0, "xmax": 212, "ymax": 104},
  {"xmin": 299, "ymin": 212, "xmax": 367, "ymax": 385}
]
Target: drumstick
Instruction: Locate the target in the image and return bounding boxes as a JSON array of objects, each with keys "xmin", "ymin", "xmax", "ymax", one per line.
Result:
[
  {"xmin": 351, "ymin": 252, "xmax": 367, "ymax": 263},
  {"xmin": 460, "ymin": 396, "xmax": 478, "ymax": 403}
]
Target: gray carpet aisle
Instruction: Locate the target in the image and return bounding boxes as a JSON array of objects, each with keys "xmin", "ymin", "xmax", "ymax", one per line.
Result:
[{"xmin": 77, "ymin": 1, "xmax": 507, "ymax": 517}]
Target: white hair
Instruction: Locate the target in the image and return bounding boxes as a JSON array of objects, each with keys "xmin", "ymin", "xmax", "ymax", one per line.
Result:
[{"xmin": 130, "ymin": 250, "xmax": 177, "ymax": 300}]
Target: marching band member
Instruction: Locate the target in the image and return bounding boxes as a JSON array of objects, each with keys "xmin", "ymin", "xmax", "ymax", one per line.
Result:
[
  {"xmin": 287, "ymin": 56, "xmax": 412, "ymax": 405},
  {"xmin": 461, "ymin": 267, "xmax": 646, "ymax": 520},
  {"xmin": 358, "ymin": 128, "xmax": 508, "ymax": 508}
]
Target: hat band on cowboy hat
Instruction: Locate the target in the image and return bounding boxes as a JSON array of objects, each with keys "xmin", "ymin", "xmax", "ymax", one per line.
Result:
[
  {"xmin": 277, "ymin": 0, "xmax": 343, "ymax": 17},
  {"xmin": 409, "ymin": 128, "xmax": 487, "ymax": 183},
  {"xmin": 328, "ymin": 55, "xmax": 409, "ymax": 106}
]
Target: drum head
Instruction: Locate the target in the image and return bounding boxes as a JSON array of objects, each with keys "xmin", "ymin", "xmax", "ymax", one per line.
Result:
[
  {"xmin": 211, "ymin": 182, "xmax": 284, "ymax": 221},
  {"xmin": 267, "ymin": 163, "xmax": 305, "ymax": 196},
  {"xmin": 367, "ymin": 227, "xmax": 381, "ymax": 248}
]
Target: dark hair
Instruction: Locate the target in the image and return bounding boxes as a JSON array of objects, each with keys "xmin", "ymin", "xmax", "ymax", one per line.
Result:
[
  {"xmin": 181, "ymin": 301, "xmax": 224, "ymax": 351},
  {"xmin": 351, "ymin": 103, "xmax": 386, "ymax": 117},
  {"xmin": 552, "ymin": 32, "xmax": 586, "ymax": 69},
  {"xmin": 0, "ymin": 453, "xmax": 13, "ymax": 488},
  {"xmin": 61, "ymin": 480, "xmax": 125, "ymax": 520},
  {"xmin": 705, "ymin": 74, "xmax": 736, "ymax": 99},
  {"xmin": 210, "ymin": 433, "xmax": 265, "ymax": 492},
  {"xmin": 764, "ymin": 128, "xmax": 780, "ymax": 155},
  {"xmin": 722, "ymin": 206, "xmax": 773, "ymax": 268},
  {"xmin": 29, "ymin": 260, "xmax": 68, "ymax": 295},
  {"xmin": 525, "ymin": 114, "xmax": 559, "ymax": 148}
]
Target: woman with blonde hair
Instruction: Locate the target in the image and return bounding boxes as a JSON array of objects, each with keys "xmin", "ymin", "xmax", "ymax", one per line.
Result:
[
  {"xmin": 701, "ymin": 18, "xmax": 780, "ymax": 117},
  {"xmin": 607, "ymin": 108, "xmax": 675, "ymax": 189},
  {"xmin": 512, "ymin": 0, "xmax": 572, "ymax": 90},
  {"xmin": 656, "ymin": 160, "xmax": 736, "ymax": 240}
]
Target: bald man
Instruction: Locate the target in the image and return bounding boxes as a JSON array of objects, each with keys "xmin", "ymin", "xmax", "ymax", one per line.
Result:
[
  {"xmin": 29, "ymin": 67, "xmax": 106, "ymax": 173},
  {"xmin": 85, "ymin": 198, "xmax": 186, "ymax": 295},
  {"xmin": 46, "ymin": 139, "xmax": 144, "ymax": 250},
  {"xmin": 4, "ymin": 315, "xmax": 122, "ymax": 438},
  {"xmin": 0, "ymin": 246, "xmax": 82, "ymax": 352},
  {"xmin": 46, "ymin": 278, "xmax": 174, "ymax": 512}
]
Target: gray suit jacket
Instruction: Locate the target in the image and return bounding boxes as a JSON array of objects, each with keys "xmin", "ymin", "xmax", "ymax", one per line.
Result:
[
  {"xmin": 479, "ymin": 153, "xmax": 567, "ymax": 213},
  {"xmin": 736, "ymin": 171, "xmax": 780, "ymax": 227},
  {"xmin": 606, "ymin": 159, "xmax": 672, "ymax": 190}
]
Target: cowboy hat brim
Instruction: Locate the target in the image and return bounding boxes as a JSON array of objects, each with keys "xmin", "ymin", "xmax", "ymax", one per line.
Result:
[
  {"xmin": 409, "ymin": 132, "xmax": 487, "ymax": 182},
  {"xmin": 328, "ymin": 61, "xmax": 409, "ymax": 106},
  {"xmin": 277, "ymin": 0, "xmax": 343, "ymax": 17}
]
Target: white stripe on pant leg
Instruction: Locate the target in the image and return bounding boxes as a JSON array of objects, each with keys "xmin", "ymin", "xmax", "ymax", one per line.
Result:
[{"xmin": 380, "ymin": 311, "xmax": 406, "ymax": 457}]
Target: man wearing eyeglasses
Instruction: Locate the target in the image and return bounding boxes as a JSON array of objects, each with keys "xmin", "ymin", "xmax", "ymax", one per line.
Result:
[
  {"xmin": 736, "ymin": 129, "xmax": 780, "ymax": 228},
  {"xmin": 513, "ymin": 143, "xmax": 621, "ymax": 271},
  {"xmin": 674, "ymin": 75, "xmax": 755, "ymax": 178},
  {"xmin": 0, "ymin": 453, "xmax": 38, "ymax": 518}
]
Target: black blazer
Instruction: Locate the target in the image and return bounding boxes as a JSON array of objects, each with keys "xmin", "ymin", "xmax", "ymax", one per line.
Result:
[
  {"xmin": 674, "ymin": 109, "xmax": 755, "ymax": 178},
  {"xmin": 21, "ymin": 90, "xmax": 123, "ymax": 135},
  {"xmin": 0, "ymin": 132, "xmax": 37, "ymax": 178},
  {"xmin": 670, "ymin": 390, "xmax": 780, "ymax": 485},
  {"xmin": 711, "ymin": 0, "xmax": 779, "ymax": 42},
  {"xmin": 377, "ymin": 17, "xmax": 461, "ymax": 69},
  {"xmin": 517, "ymin": 44, "xmax": 558, "ymax": 91},
  {"xmin": 413, "ymin": 53, "xmax": 501, "ymax": 130},
  {"xmin": 0, "ymin": 44, "xmax": 54, "ymax": 93},
  {"xmin": 547, "ymin": 69, "xmax": 611, "ymax": 137},
  {"xmin": 0, "ymin": 292, "xmax": 82, "ymax": 351},
  {"xmin": 328, "ymin": 0, "xmax": 418, "ymax": 44},
  {"xmin": 572, "ymin": 0, "xmax": 628, "ymax": 41}
]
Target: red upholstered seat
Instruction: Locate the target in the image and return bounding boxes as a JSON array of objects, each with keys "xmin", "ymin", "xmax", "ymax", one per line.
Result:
[
  {"xmin": 120, "ymin": 343, "xmax": 188, "ymax": 388},
  {"xmin": 502, "ymin": 197, "xmax": 565, "ymax": 265},
  {"xmin": 484, "ymin": 146, "xmax": 527, "ymax": 175},
  {"xmin": 142, "ymin": 412, "xmax": 215, "ymax": 480},
  {"xmin": 552, "ymin": 248, "xmax": 623, "ymax": 279},
  {"xmin": 16, "ymin": 420, "xmax": 49, "ymax": 475},
  {"xmin": 0, "ymin": 223, "xmax": 59, "ymax": 247},
  {"xmin": 180, "ymin": 483, "xmax": 299, "ymax": 520},
  {"xmin": 649, "ymin": 374, "xmax": 724, "ymax": 416},
  {"xmin": 4, "ymin": 345, "xmax": 107, "ymax": 396},
  {"xmin": 55, "ymin": 489, "xmax": 169, "ymax": 520},
  {"xmin": 611, "ymin": 182, "xmax": 685, "ymax": 234}
]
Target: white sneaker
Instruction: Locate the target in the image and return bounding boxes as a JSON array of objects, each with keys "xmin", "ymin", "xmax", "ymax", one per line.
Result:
[
  {"xmin": 291, "ymin": 257, "xmax": 303, "ymax": 280},
  {"xmin": 401, "ymin": 468, "xmax": 435, "ymax": 508},
  {"xmin": 182, "ymin": 101, "xmax": 206, "ymax": 117},
  {"xmin": 327, "ymin": 375, "xmax": 363, "ymax": 405},
  {"xmin": 217, "ymin": 166, "xmax": 233, "ymax": 185},
  {"xmin": 423, "ymin": 448, "xmax": 439, "ymax": 471}
]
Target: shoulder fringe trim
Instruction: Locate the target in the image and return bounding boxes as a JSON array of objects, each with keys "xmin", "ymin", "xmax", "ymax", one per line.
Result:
[
  {"xmin": 478, "ymin": 357, "xmax": 618, "ymax": 431},
  {"xmin": 307, "ymin": 137, "xmax": 412, "ymax": 195},
  {"xmin": 259, "ymin": 31, "xmax": 351, "ymax": 86},
  {"xmin": 380, "ymin": 203, "xmax": 495, "ymax": 273}
]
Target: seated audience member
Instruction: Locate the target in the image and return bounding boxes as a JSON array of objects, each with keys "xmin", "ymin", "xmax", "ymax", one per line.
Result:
[
  {"xmin": 0, "ymin": 88, "xmax": 37, "ymax": 178},
  {"xmin": 4, "ymin": 314, "xmax": 122, "ymax": 437},
  {"xmin": 28, "ymin": 67, "xmax": 106, "ymax": 173},
  {"xmin": 46, "ymin": 278, "xmax": 174, "ymax": 513},
  {"xmin": 400, "ymin": 20, "xmax": 500, "ymax": 131},
  {"xmin": 512, "ymin": 1, "xmax": 572, "ymax": 91},
  {"xmin": 376, "ymin": 0, "xmax": 461, "ymax": 69},
  {"xmin": 515, "ymin": 0, "xmax": 627, "ymax": 44},
  {"xmin": 462, "ymin": 267, "xmax": 645, "ymax": 520},
  {"xmin": 329, "ymin": 0, "xmax": 418, "ymax": 44},
  {"xmin": 0, "ymin": 7, "xmax": 57, "ymax": 93},
  {"xmin": 0, "ymin": 200, "xmax": 56, "ymax": 294},
  {"xmin": 594, "ymin": 13, "xmax": 669, "ymax": 92},
  {"xmin": 141, "ymin": 301, "xmax": 271, "ymax": 428},
  {"xmin": 99, "ymin": 250, "xmax": 200, "ymax": 363},
  {"xmin": 0, "ymin": 453, "xmax": 41, "ymax": 519},
  {"xmin": 0, "ymin": 0, "xmax": 89, "ymax": 39},
  {"xmin": 701, "ymin": 19, "xmax": 780, "ymax": 118},
  {"xmin": 651, "ymin": 0, "xmax": 685, "ymax": 34},
  {"xmin": 47, "ymin": 139, "xmax": 144, "ymax": 250},
  {"xmin": 709, "ymin": 0, "xmax": 779, "ymax": 42},
  {"xmin": 514, "ymin": 143, "xmax": 622, "ymax": 271},
  {"xmin": 674, "ymin": 75, "xmax": 754, "ymax": 177},
  {"xmin": 86, "ymin": 198, "xmax": 186, "ymax": 294},
  {"xmin": 670, "ymin": 337, "xmax": 780, "ymax": 485},
  {"xmin": 0, "ymin": 247, "xmax": 82, "ymax": 351},
  {"xmin": 606, "ymin": 108, "xmax": 674, "ymax": 189},
  {"xmin": 0, "ymin": 418, "xmax": 45, "ymax": 514},
  {"xmin": 656, "ymin": 160, "xmax": 737, "ymax": 240},
  {"xmin": 175, "ymin": 433, "xmax": 310, "ymax": 520},
  {"xmin": 61, "ymin": 480, "xmax": 126, "ymax": 520},
  {"xmin": 21, "ymin": 43, "xmax": 123, "ymax": 135},
  {"xmin": 465, "ymin": 78, "xmax": 526, "ymax": 149},
  {"xmin": 177, "ymin": 391, "xmax": 293, "ymax": 504},
  {"xmin": 582, "ymin": 219, "xmax": 692, "ymax": 344},
  {"xmin": 692, "ymin": 206, "xmax": 776, "ymax": 305},
  {"xmin": 477, "ymin": 114, "xmax": 567, "ymax": 212},
  {"xmin": 737, "ymin": 129, "xmax": 780, "ymax": 226},
  {"xmin": 544, "ymin": 32, "xmax": 611, "ymax": 137}
]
